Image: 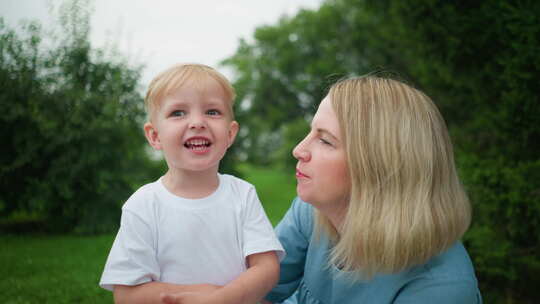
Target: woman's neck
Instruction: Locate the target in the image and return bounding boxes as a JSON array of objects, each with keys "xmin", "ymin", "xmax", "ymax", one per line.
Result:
[
  {"xmin": 316, "ymin": 199, "xmax": 349, "ymax": 234},
  {"xmin": 327, "ymin": 209, "xmax": 347, "ymax": 234}
]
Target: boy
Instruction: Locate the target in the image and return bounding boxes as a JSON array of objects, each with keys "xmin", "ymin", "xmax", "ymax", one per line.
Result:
[{"xmin": 99, "ymin": 64, "xmax": 284, "ymax": 304}]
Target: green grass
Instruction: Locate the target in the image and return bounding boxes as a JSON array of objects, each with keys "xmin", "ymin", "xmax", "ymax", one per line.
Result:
[
  {"xmin": 0, "ymin": 166, "xmax": 296, "ymax": 303},
  {"xmin": 238, "ymin": 165, "xmax": 297, "ymax": 226},
  {"xmin": 1, "ymin": 234, "xmax": 115, "ymax": 303}
]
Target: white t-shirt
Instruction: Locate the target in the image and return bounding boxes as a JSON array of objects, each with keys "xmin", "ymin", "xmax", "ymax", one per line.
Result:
[{"xmin": 99, "ymin": 174, "xmax": 285, "ymax": 291}]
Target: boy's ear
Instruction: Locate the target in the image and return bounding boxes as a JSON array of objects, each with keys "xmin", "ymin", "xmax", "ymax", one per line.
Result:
[
  {"xmin": 144, "ymin": 122, "xmax": 162, "ymax": 150},
  {"xmin": 227, "ymin": 121, "xmax": 239, "ymax": 148}
]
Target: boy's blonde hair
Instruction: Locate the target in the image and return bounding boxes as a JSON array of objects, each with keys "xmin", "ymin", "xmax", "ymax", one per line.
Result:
[
  {"xmin": 145, "ymin": 63, "xmax": 236, "ymax": 120},
  {"xmin": 316, "ymin": 76, "xmax": 471, "ymax": 279}
]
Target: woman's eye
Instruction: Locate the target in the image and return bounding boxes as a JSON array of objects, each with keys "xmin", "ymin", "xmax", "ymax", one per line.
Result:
[
  {"xmin": 207, "ymin": 109, "xmax": 221, "ymax": 116},
  {"xmin": 171, "ymin": 110, "xmax": 185, "ymax": 117},
  {"xmin": 319, "ymin": 138, "xmax": 332, "ymax": 146}
]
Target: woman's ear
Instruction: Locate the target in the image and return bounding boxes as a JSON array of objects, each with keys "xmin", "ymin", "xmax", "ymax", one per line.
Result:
[{"xmin": 144, "ymin": 122, "xmax": 162, "ymax": 150}]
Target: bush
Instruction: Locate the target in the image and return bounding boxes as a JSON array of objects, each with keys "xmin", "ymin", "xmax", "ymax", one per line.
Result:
[{"xmin": 0, "ymin": 1, "xmax": 158, "ymax": 233}]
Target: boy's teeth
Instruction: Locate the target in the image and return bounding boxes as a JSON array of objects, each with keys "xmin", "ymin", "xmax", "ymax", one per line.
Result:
[{"xmin": 185, "ymin": 139, "xmax": 211, "ymax": 147}]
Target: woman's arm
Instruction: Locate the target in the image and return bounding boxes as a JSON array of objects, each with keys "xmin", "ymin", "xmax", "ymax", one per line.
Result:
[
  {"xmin": 264, "ymin": 198, "xmax": 311, "ymax": 303},
  {"xmin": 161, "ymin": 251, "xmax": 280, "ymax": 304}
]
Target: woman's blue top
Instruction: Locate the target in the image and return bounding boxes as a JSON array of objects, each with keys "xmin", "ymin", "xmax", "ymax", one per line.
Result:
[{"xmin": 265, "ymin": 198, "xmax": 482, "ymax": 304}]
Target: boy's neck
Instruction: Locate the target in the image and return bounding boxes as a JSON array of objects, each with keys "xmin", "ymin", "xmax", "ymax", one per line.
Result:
[{"xmin": 162, "ymin": 169, "xmax": 220, "ymax": 199}]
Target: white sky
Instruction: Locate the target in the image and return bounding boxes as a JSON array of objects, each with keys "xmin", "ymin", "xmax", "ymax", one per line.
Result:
[{"xmin": 0, "ymin": 0, "xmax": 323, "ymax": 86}]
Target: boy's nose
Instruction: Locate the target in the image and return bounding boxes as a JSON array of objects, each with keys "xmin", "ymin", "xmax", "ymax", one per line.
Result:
[
  {"xmin": 189, "ymin": 114, "xmax": 206, "ymax": 129},
  {"xmin": 189, "ymin": 121, "xmax": 206, "ymax": 129}
]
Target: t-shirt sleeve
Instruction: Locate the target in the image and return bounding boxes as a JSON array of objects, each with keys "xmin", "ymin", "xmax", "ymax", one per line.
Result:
[
  {"xmin": 394, "ymin": 276, "xmax": 483, "ymax": 304},
  {"xmin": 242, "ymin": 186, "xmax": 285, "ymax": 261},
  {"xmin": 99, "ymin": 205, "xmax": 160, "ymax": 291},
  {"xmin": 265, "ymin": 198, "xmax": 312, "ymax": 303}
]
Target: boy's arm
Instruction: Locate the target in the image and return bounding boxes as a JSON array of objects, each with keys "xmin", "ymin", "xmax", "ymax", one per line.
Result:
[
  {"xmin": 114, "ymin": 282, "xmax": 221, "ymax": 304},
  {"xmin": 161, "ymin": 250, "xmax": 280, "ymax": 304}
]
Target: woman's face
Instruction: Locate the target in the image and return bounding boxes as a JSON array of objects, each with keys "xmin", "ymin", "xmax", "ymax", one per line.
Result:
[{"xmin": 293, "ymin": 96, "xmax": 350, "ymax": 211}]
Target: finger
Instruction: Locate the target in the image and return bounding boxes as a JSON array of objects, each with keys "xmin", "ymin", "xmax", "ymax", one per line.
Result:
[{"xmin": 160, "ymin": 293, "xmax": 178, "ymax": 304}]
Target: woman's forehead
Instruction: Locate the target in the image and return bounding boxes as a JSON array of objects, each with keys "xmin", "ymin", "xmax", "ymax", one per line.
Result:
[{"xmin": 312, "ymin": 97, "xmax": 341, "ymax": 136}]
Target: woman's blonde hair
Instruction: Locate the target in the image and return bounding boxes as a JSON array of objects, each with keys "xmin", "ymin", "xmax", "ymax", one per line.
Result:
[
  {"xmin": 145, "ymin": 63, "xmax": 236, "ymax": 121},
  {"xmin": 316, "ymin": 75, "xmax": 471, "ymax": 279}
]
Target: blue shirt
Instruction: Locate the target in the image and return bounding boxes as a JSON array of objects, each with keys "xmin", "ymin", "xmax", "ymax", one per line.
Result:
[{"xmin": 265, "ymin": 198, "xmax": 482, "ymax": 304}]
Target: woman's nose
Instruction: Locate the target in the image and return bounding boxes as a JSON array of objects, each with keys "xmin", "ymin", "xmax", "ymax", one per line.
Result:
[{"xmin": 292, "ymin": 137, "xmax": 310, "ymax": 161}]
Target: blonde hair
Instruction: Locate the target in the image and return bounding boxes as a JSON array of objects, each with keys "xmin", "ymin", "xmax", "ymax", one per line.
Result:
[
  {"xmin": 316, "ymin": 76, "xmax": 471, "ymax": 279},
  {"xmin": 145, "ymin": 63, "xmax": 236, "ymax": 121}
]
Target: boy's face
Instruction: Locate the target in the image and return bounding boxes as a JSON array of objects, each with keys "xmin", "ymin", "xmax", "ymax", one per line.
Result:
[{"xmin": 144, "ymin": 77, "xmax": 238, "ymax": 174}]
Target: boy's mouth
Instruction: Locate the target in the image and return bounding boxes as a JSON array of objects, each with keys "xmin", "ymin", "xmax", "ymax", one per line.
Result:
[{"xmin": 184, "ymin": 137, "xmax": 212, "ymax": 150}]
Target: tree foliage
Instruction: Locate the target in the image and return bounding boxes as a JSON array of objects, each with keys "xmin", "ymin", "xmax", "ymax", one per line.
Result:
[
  {"xmin": 0, "ymin": 0, "xmax": 162, "ymax": 234},
  {"xmin": 223, "ymin": 0, "xmax": 540, "ymax": 302}
]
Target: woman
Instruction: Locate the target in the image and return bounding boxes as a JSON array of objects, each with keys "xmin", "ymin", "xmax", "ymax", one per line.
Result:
[{"xmin": 263, "ymin": 76, "xmax": 482, "ymax": 303}]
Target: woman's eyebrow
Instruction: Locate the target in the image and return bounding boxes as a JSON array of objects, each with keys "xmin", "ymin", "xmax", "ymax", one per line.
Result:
[{"xmin": 316, "ymin": 128, "xmax": 339, "ymax": 141}]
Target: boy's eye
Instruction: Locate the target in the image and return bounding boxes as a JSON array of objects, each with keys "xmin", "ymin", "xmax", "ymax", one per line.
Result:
[
  {"xmin": 207, "ymin": 109, "xmax": 221, "ymax": 116},
  {"xmin": 170, "ymin": 110, "xmax": 185, "ymax": 117}
]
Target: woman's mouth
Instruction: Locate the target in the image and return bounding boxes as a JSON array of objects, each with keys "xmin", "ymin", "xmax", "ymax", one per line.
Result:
[{"xmin": 296, "ymin": 169, "xmax": 309, "ymax": 178}]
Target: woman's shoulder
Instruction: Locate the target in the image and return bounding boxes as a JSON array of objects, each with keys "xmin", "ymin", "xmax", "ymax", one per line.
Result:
[
  {"xmin": 291, "ymin": 197, "xmax": 314, "ymax": 214},
  {"xmin": 291, "ymin": 197, "xmax": 315, "ymax": 225},
  {"xmin": 276, "ymin": 197, "xmax": 315, "ymax": 240},
  {"xmin": 423, "ymin": 242, "xmax": 477, "ymax": 278},
  {"xmin": 395, "ymin": 242, "xmax": 482, "ymax": 303}
]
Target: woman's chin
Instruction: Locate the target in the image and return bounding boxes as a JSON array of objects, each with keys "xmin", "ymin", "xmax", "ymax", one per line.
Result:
[{"xmin": 296, "ymin": 190, "xmax": 312, "ymax": 204}]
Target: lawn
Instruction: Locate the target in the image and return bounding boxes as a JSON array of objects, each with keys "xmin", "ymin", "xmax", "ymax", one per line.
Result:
[
  {"xmin": 0, "ymin": 166, "xmax": 297, "ymax": 303},
  {"xmin": 0, "ymin": 234, "xmax": 115, "ymax": 303},
  {"xmin": 237, "ymin": 164, "xmax": 297, "ymax": 226}
]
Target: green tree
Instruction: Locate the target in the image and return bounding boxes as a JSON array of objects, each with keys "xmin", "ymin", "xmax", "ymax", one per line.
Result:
[
  {"xmin": 224, "ymin": 0, "xmax": 540, "ymax": 302},
  {"xmin": 223, "ymin": 5, "xmax": 351, "ymax": 166},
  {"xmin": 367, "ymin": 1, "xmax": 540, "ymax": 302},
  {"xmin": 222, "ymin": 1, "xmax": 406, "ymax": 167},
  {"xmin": 0, "ymin": 0, "xmax": 161, "ymax": 233}
]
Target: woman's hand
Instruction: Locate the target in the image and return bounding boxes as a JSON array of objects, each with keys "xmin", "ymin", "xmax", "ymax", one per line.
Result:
[
  {"xmin": 161, "ymin": 291, "xmax": 217, "ymax": 304},
  {"xmin": 160, "ymin": 284, "xmax": 221, "ymax": 304}
]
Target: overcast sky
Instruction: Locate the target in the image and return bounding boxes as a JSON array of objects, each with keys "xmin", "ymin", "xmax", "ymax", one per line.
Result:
[{"xmin": 0, "ymin": 0, "xmax": 323, "ymax": 86}]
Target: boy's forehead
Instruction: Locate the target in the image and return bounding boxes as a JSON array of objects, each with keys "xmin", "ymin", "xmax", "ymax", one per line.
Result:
[
  {"xmin": 161, "ymin": 94, "xmax": 229, "ymax": 107},
  {"xmin": 166, "ymin": 87, "xmax": 230, "ymax": 106},
  {"xmin": 147, "ymin": 72, "xmax": 235, "ymax": 120},
  {"xmin": 169, "ymin": 77, "xmax": 228, "ymax": 98}
]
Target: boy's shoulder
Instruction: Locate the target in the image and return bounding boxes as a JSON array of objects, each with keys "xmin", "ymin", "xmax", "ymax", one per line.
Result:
[
  {"xmin": 219, "ymin": 173, "xmax": 256, "ymax": 194},
  {"xmin": 122, "ymin": 179, "xmax": 162, "ymax": 212}
]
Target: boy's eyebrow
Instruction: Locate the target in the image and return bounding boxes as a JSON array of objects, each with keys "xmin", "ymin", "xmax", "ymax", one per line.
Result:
[
  {"xmin": 205, "ymin": 100, "xmax": 228, "ymax": 107},
  {"xmin": 161, "ymin": 100, "xmax": 186, "ymax": 109}
]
